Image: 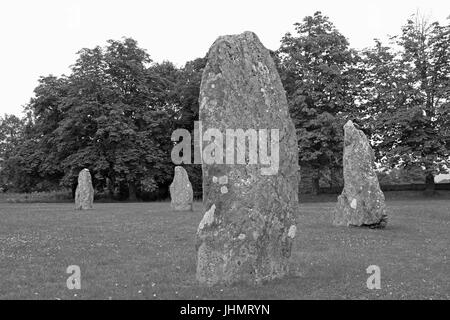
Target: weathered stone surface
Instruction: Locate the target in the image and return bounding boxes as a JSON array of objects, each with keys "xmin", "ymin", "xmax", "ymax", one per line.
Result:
[
  {"xmin": 169, "ymin": 166, "xmax": 194, "ymax": 211},
  {"xmin": 75, "ymin": 168, "xmax": 94, "ymax": 210},
  {"xmin": 196, "ymin": 31, "xmax": 299, "ymax": 285},
  {"xmin": 333, "ymin": 120, "xmax": 387, "ymax": 228}
]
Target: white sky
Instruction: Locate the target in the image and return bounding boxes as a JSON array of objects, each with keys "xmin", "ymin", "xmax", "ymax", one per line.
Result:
[{"xmin": 0, "ymin": 0, "xmax": 449, "ymax": 116}]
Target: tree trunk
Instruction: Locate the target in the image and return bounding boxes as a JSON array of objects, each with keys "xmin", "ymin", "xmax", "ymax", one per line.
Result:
[
  {"xmin": 106, "ymin": 177, "xmax": 114, "ymax": 199},
  {"xmin": 71, "ymin": 182, "xmax": 77, "ymax": 199},
  {"xmin": 128, "ymin": 181, "xmax": 138, "ymax": 201},
  {"xmin": 330, "ymin": 166, "xmax": 343, "ymax": 188},
  {"xmin": 425, "ymin": 172, "xmax": 435, "ymax": 192},
  {"xmin": 311, "ymin": 170, "xmax": 320, "ymax": 195}
]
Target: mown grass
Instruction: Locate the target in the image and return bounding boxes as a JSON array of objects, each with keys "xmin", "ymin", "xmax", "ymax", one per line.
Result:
[{"xmin": 0, "ymin": 199, "xmax": 449, "ymax": 300}]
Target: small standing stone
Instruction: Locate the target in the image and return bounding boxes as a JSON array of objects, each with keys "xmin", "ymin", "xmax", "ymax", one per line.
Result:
[
  {"xmin": 169, "ymin": 166, "xmax": 194, "ymax": 211},
  {"xmin": 333, "ymin": 120, "xmax": 388, "ymax": 228},
  {"xmin": 75, "ymin": 168, "xmax": 94, "ymax": 210}
]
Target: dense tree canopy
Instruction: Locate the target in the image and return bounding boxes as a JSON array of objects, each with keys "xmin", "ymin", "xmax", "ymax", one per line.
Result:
[
  {"xmin": 0, "ymin": 12, "xmax": 449, "ymax": 197},
  {"xmin": 359, "ymin": 14, "xmax": 450, "ymax": 189},
  {"xmin": 276, "ymin": 12, "xmax": 361, "ymax": 193},
  {"xmin": 0, "ymin": 39, "xmax": 204, "ymax": 198}
]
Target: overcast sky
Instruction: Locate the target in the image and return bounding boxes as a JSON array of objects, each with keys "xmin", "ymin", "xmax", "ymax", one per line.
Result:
[{"xmin": 0, "ymin": 0, "xmax": 449, "ymax": 116}]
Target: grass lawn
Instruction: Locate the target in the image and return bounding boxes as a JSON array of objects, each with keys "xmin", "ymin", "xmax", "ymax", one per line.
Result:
[{"xmin": 0, "ymin": 198, "xmax": 449, "ymax": 300}]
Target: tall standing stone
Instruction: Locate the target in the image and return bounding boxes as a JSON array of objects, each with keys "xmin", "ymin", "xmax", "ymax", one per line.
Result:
[
  {"xmin": 169, "ymin": 166, "xmax": 194, "ymax": 211},
  {"xmin": 333, "ymin": 120, "xmax": 387, "ymax": 228},
  {"xmin": 75, "ymin": 168, "xmax": 94, "ymax": 210},
  {"xmin": 196, "ymin": 31, "xmax": 299, "ymax": 285}
]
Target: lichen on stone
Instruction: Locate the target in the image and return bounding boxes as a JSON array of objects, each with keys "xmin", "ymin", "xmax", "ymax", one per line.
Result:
[
  {"xmin": 288, "ymin": 225, "xmax": 297, "ymax": 238},
  {"xmin": 196, "ymin": 31, "xmax": 299, "ymax": 286},
  {"xmin": 198, "ymin": 204, "xmax": 216, "ymax": 232}
]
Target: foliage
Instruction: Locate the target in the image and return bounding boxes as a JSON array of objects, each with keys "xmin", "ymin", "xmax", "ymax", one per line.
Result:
[
  {"xmin": 276, "ymin": 12, "xmax": 361, "ymax": 193},
  {"xmin": 376, "ymin": 166, "xmax": 426, "ymax": 185},
  {"xmin": 359, "ymin": 14, "xmax": 450, "ymax": 188},
  {"xmin": 1, "ymin": 12, "xmax": 449, "ymax": 197}
]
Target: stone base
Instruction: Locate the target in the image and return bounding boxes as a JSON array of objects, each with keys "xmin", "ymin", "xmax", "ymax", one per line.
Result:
[
  {"xmin": 74, "ymin": 195, "xmax": 93, "ymax": 210},
  {"xmin": 171, "ymin": 203, "xmax": 193, "ymax": 211},
  {"xmin": 74, "ymin": 203, "xmax": 93, "ymax": 210},
  {"xmin": 333, "ymin": 193, "xmax": 387, "ymax": 228},
  {"xmin": 196, "ymin": 242, "xmax": 290, "ymax": 286}
]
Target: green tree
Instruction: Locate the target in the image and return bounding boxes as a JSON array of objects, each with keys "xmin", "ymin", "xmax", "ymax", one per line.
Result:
[
  {"xmin": 277, "ymin": 12, "xmax": 360, "ymax": 194},
  {"xmin": 0, "ymin": 75, "xmax": 69, "ymax": 192},
  {"xmin": 2, "ymin": 38, "xmax": 207, "ymax": 198},
  {"xmin": 0, "ymin": 114, "xmax": 25, "ymax": 163},
  {"xmin": 361, "ymin": 14, "xmax": 450, "ymax": 191},
  {"xmin": 173, "ymin": 57, "xmax": 207, "ymax": 196},
  {"xmin": 54, "ymin": 38, "xmax": 175, "ymax": 200},
  {"xmin": 0, "ymin": 114, "xmax": 26, "ymax": 190}
]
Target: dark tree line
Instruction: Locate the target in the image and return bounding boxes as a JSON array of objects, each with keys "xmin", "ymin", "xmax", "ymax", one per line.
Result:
[
  {"xmin": 276, "ymin": 12, "xmax": 450, "ymax": 193},
  {"xmin": 0, "ymin": 12, "xmax": 449, "ymax": 198},
  {"xmin": 0, "ymin": 38, "xmax": 205, "ymax": 199}
]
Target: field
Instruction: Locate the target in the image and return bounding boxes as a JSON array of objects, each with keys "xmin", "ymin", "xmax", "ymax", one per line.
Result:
[{"xmin": 0, "ymin": 198, "xmax": 449, "ymax": 300}]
